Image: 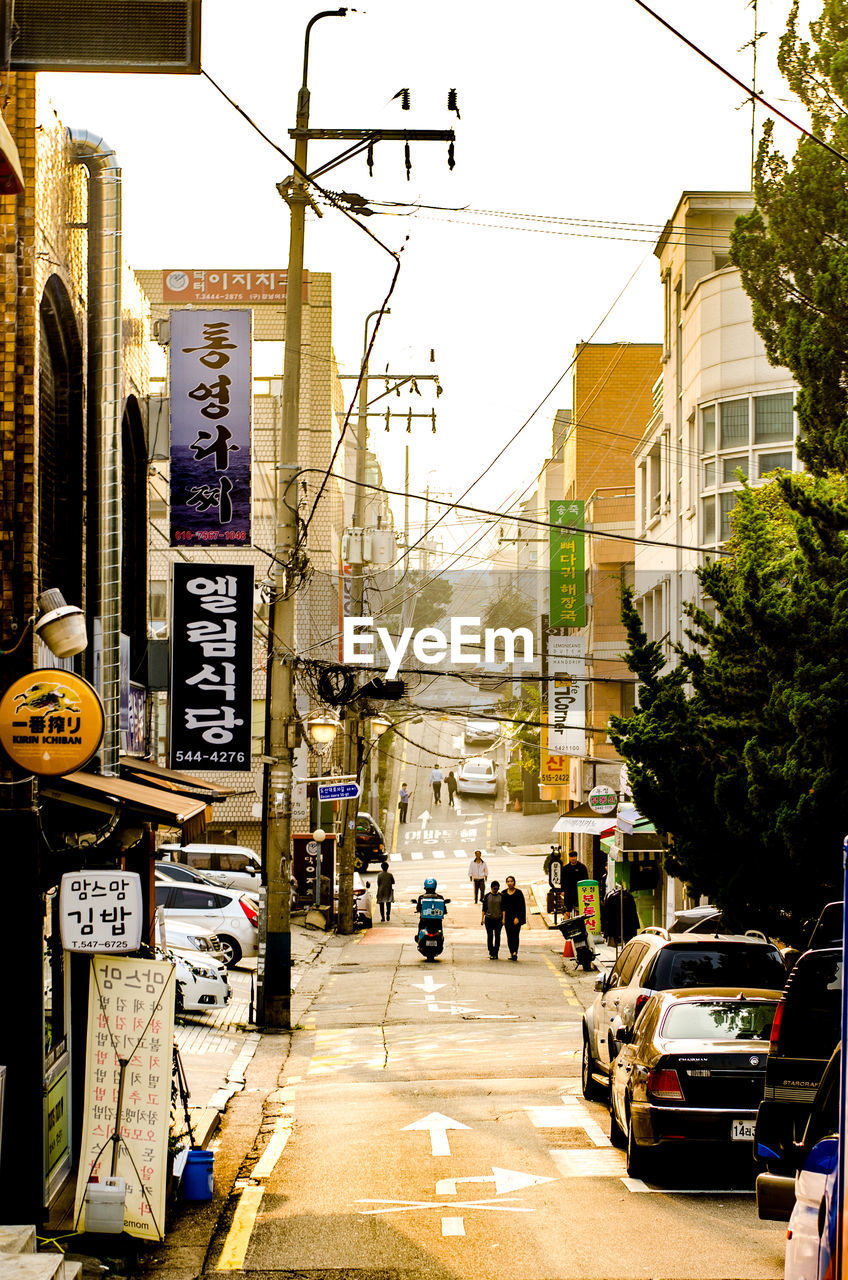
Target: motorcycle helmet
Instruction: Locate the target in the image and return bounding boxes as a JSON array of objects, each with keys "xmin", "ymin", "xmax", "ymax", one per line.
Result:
[{"xmin": 423, "ymin": 877, "xmax": 437, "ymax": 892}]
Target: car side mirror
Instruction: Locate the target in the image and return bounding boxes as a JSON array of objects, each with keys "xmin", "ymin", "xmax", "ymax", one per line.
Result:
[{"xmin": 594, "ymin": 975, "xmax": 608, "ymax": 993}]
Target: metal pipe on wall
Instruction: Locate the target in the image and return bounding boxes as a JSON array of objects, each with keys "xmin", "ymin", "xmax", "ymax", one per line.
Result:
[{"xmin": 68, "ymin": 129, "xmax": 123, "ymax": 773}]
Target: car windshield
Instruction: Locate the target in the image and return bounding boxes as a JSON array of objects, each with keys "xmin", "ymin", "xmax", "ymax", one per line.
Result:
[
  {"xmin": 660, "ymin": 999, "xmax": 777, "ymax": 1041},
  {"xmin": 652, "ymin": 943, "xmax": 787, "ymax": 990},
  {"xmin": 463, "ymin": 760, "xmax": 493, "ymax": 776}
]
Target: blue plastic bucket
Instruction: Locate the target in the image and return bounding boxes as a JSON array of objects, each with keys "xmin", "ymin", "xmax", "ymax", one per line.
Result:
[{"xmin": 182, "ymin": 1148, "xmax": 214, "ymax": 1201}]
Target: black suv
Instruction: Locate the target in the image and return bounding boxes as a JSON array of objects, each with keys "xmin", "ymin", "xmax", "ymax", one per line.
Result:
[
  {"xmin": 355, "ymin": 812, "xmax": 386, "ymax": 870},
  {"xmin": 754, "ymin": 945, "xmax": 841, "ymax": 1173},
  {"xmin": 582, "ymin": 928, "xmax": 787, "ymax": 1099}
]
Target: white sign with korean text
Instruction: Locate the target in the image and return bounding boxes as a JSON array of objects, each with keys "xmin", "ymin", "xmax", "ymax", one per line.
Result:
[
  {"xmin": 60, "ymin": 873, "xmax": 143, "ymax": 953},
  {"xmin": 74, "ymin": 958, "xmax": 176, "ymax": 1241},
  {"xmin": 547, "ymin": 634, "xmax": 586, "ymax": 757}
]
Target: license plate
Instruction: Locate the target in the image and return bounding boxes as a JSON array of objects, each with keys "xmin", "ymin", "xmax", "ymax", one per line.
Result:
[{"xmin": 731, "ymin": 1119, "xmax": 755, "ymax": 1141}]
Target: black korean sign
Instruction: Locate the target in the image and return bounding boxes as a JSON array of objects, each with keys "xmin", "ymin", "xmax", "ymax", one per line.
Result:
[
  {"xmin": 169, "ymin": 564, "xmax": 253, "ymax": 771},
  {"xmin": 169, "ymin": 308, "xmax": 252, "ymax": 547}
]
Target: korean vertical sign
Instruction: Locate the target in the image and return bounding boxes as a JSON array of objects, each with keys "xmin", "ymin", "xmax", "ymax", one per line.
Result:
[
  {"xmin": 540, "ymin": 635, "xmax": 586, "ymax": 784},
  {"xmin": 170, "ymin": 308, "xmax": 252, "ymax": 546},
  {"xmin": 549, "ymin": 499, "xmax": 585, "ymax": 628},
  {"xmin": 169, "ymin": 564, "xmax": 254, "ymax": 771},
  {"xmin": 74, "ymin": 957, "xmax": 175, "ymax": 1241}
]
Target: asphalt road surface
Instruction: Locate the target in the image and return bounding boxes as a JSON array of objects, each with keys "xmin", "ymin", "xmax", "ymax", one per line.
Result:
[{"xmin": 204, "ymin": 802, "xmax": 785, "ymax": 1280}]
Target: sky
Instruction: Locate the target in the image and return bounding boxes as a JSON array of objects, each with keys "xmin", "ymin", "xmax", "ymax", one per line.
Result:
[{"xmin": 39, "ymin": 0, "xmax": 811, "ymax": 559}]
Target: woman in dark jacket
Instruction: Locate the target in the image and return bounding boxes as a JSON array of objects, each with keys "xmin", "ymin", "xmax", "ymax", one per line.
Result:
[{"xmin": 502, "ymin": 875, "xmax": 527, "ymax": 960}]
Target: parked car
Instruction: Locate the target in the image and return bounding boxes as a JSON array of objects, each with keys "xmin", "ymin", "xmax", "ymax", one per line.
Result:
[
  {"xmin": 609, "ymin": 987, "xmax": 780, "ymax": 1178},
  {"xmin": 154, "ymin": 916, "xmax": 228, "ymax": 965},
  {"xmin": 755, "ymin": 946, "xmax": 841, "ymax": 1174},
  {"xmin": 355, "ymin": 812, "xmax": 386, "ymax": 871},
  {"xmin": 463, "ymin": 717, "xmax": 499, "ymax": 745},
  {"xmin": 456, "ymin": 756, "xmax": 498, "ymax": 798},
  {"xmin": 157, "ymin": 842, "xmax": 261, "ymax": 892},
  {"xmin": 154, "ymin": 878, "xmax": 259, "ymax": 967},
  {"xmin": 167, "ymin": 950, "xmax": 231, "ymax": 1013},
  {"xmin": 582, "ymin": 928, "xmax": 788, "ymax": 1100},
  {"xmin": 155, "ymin": 859, "xmax": 217, "ymax": 888}
]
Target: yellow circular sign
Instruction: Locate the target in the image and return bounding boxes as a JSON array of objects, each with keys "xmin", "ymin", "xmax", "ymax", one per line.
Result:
[{"xmin": 0, "ymin": 670, "xmax": 105, "ymax": 776}]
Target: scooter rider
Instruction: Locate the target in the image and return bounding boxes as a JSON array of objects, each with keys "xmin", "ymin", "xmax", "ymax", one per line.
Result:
[{"xmin": 415, "ymin": 876, "xmax": 446, "ymax": 914}]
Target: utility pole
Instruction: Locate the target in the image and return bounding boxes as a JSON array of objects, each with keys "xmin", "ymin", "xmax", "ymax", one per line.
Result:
[{"xmin": 259, "ymin": 8, "xmax": 455, "ymax": 1021}]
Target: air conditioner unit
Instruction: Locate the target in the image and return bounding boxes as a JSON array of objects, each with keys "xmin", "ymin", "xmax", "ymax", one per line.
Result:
[{"xmin": 4, "ymin": 1, "xmax": 202, "ymax": 73}]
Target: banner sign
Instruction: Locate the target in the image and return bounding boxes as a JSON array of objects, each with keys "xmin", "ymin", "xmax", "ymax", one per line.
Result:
[
  {"xmin": 74, "ymin": 958, "xmax": 176, "ymax": 1241},
  {"xmin": 169, "ymin": 564, "xmax": 253, "ymax": 771},
  {"xmin": 549, "ymin": 499, "xmax": 585, "ymax": 628},
  {"xmin": 163, "ymin": 268, "xmax": 309, "ymax": 305},
  {"xmin": 169, "ymin": 308, "xmax": 252, "ymax": 547},
  {"xmin": 0, "ymin": 669, "xmax": 104, "ymax": 776},
  {"xmin": 548, "ymin": 634, "xmax": 586, "ymax": 757},
  {"xmin": 60, "ymin": 872, "xmax": 144, "ymax": 953}
]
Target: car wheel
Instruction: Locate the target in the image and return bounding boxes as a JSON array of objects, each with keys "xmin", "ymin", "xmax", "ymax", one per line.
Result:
[
  {"xmin": 355, "ymin": 856, "xmax": 366, "ymax": 872},
  {"xmin": 626, "ymin": 1108, "xmax": 649, "ymax": 1179},
  {"xmin": 218, "ymin": 935, "xmax": 242, "ymax": 968},
  {"xmin": 609, "ymin": 1100, "xmax": 626, "ymax": 1149},
  {"xmin": 581, "ymin": 1031, "xmax": 601, "ymax": 1100}
]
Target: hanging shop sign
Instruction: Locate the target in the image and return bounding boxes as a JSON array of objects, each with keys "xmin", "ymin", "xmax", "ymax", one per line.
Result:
[
  {"xmin": 60, "ymin": 872, "xmax": 144, "ymax": 953},
  {"xmin": 169, "ymin": 564, "xmax": 254, "ymax": 772},
  {"xmin": 549, "ymin": 499, "xmax": 585, "ymax": 628},
  {"xmin": 0, "ymin": 670, "xmax": 104, "ymax": 776},
  {"xmin": 162, "ymin": 268, "xmax": 309, "ymax": 305},
  {"xmin": 547, "ymin": 634, "xmax": 586, "ymax": 758},
  {"xmin": 169, "ymin": 307, "xmax": 252, "ymax": 547},
  {"xmin": 588, "ymin": 785, "xmax": 617, "ymax": 814},
  {"xmin": 74, "ymin": 957, "xmax": 175, "ymax": 1241}
]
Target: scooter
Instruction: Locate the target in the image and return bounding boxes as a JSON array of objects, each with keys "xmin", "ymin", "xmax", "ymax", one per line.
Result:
[
  {"xmin": 557, "ymin": 913, "xmax": 596, "ymax": 971},
  {"xmin": 411, "ymin": 892, "xmax": 451, "ymax": 960}
]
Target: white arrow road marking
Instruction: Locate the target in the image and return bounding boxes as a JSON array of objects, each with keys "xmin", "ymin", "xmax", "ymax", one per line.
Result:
[
  {"xmin": 412, "ymin": 976, "xmax": 445, "ymax": 993},
  {"xmin": 435, "ymin": 1167, "xmax": 556, "ymax": 1197},
  {"xmin": 403, "ymin": 1112, "xmax": 470, "ymax": 1156},
  {"xmin": 419, "ymin": 810, "xmax": 431, "ymax": 826},
  {"xmin": 355, "ymin": 1197, "xmax": 532, "ymax": 1215},
  {"xmin": 526, "ymin": 1103, "xmax": 611, "ymax": 1149}
]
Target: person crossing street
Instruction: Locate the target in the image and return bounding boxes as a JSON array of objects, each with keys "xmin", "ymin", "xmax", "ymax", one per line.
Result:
[{"xmin": 468, "ymin": 849, "xmax": 488, "ymax": 903}]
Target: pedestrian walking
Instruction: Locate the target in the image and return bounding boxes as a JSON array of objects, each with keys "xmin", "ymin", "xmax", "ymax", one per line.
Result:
[
  {"xmin": 376, "ymin": 860, "xmax": 395, "ymax": 922},
  {"xmin": 398, "ymin": 782, "xmax": 410, "ymax": 824},
  {"xmin": 446, "ymin": 769, "xmax": 458, "ymax": 807},
  {"xmin": 481, "ymin": 880, "xmax": 504, "ymax": 958},
  {"xmin": 502, "ymin": 875, "xmax": 526, "ymax": 960},
  {"xmin": 468, "ymin": 849, "xmax": 488, "ymax": 903},
  {"xmin": 562, "ymin": 850, "xmax": 588, "ymax": 917},
  {"xmin": 430, "ymin": 764, "xmax": 444, "ymax": 805}
]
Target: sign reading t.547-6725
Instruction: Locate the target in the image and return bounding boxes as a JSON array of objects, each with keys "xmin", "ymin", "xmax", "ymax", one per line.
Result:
[
  {"xmin": 169, "ymin": 564, "xmax": 253, "ymax": 772},
  {"xmin": 0, "ymin": 670, "xmax": 104, "ymax": 775}
]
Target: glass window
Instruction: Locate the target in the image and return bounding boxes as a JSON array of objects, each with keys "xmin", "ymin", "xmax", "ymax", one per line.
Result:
[
  {"xmin": 219, "ymin": 853, "xmax": 249, "ymax": 871},
  {"xmin": 720, "ymin": 491, "xmax": 739, "ymax": 541},
  {"xmin": 703, "ymin": 460, "xmax": 716, "ymax": 488},
  {"xmin": 618, "ymin": 942, "xmax": 649, "ymax": 987},
  {"xmin": 149, "ymin": 579, "xmax": 167, "ymax": 621},
  {"xmin": 778, "ymin": 952, "xmax": 842, "ymax": 1060},
  {"xmin": 652, "ymin": 943, "xmax": 787, "ymax": 991},
  {"xmin": 758, "ymin": 450, "xmax": 793, "ymax": 477},
  {"xmin": 755, "ymin": 393, "xmax": 794, "ymax": 443},
  {"xmin": 171, "ymin": 887, "xmax": 224, "ymax": 911},
  {"xmin": 701, "ymin": 405, "xmax": 716, "ymax": 451},
  {"xmin": 723, "ymin": 455, "xmax": 749, "ymax": 483},
  {"xmin": 702, "ymin": 497, "xmax": 716, "ymax": 542},
  {"xmin": 660, "ymin": 999, "xmax": 777, "ymax": 1041},
  {"xmin": 607, "ymin": 940, "xmax": 638, "ymax": 990},
  {"xmin": 720, "ymin": 399, "xmax": 749, "ymax": 448}
]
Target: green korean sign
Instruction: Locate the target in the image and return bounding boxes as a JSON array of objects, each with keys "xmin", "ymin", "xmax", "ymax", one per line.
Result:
[{"xmin": 549, "ymin": 500, "xmax": 585, "ymax": 628}]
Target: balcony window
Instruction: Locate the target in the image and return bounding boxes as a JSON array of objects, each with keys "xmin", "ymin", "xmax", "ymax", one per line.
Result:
[
  {"xmin": 702, "ymin": 405, "xmax": 716, "ymax": 452},
  {"xmin": 755, "ymin": 392, "xmax": 794, "ymax": 443},
  {"xmin": 722, "ymin": 455, "xmax": 749, "ymax": 483},
  {"xmin": 720, "ymin": 491, "xmax": 739, "ymax": 541},
  {"xmin": 702, "ymin": 496, "xmax": 716, "ymax": 543},
  {"xmin": 758, "ymin": 450, "xmax": 793, "ymax": 477},
  {"xmin": 720, "ymin": 399, "xmax": 749, "ymax": 448},
  {"xmin": 703, "ymin": 460, "xmax": 716, "ymax": 488}
]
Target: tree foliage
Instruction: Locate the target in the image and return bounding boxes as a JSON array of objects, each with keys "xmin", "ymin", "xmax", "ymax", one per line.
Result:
[
  {"xmin": 730, "ymin": 0, "xmax": 848, "ymax": 473},
  {"xmin": 609, "ymin": 475, "xmax": 848, "ymax": 937}
]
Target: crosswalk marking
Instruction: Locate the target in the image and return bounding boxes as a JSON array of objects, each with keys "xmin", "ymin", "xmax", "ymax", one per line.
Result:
[
  {"xmin": 453, "ymin": 850, "xmax": 465, "ymax": 858},
  {"xmin": 433, "ymin": 850, "xmax": 445, "ymax": 858},
  {"xmin": 548, "ymin": 1148, "xmax": 626, "ymax": 1178},
  {"xmin": 411, "ymin": 851, "xmax": 424, "ymax": 860}
]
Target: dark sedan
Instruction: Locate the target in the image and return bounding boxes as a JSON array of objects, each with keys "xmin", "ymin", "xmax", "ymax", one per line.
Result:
[{"xmin": 609, "ymin": 987, "xmax": 780, "ymax": 1179}]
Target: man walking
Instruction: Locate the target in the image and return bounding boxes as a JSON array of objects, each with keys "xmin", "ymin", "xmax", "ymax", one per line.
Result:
[
  {"xmin": 398, "ymin": 782, "xmax": 410, "ymax": 824},
  {"xmin": 446, "ymin": 769, "xmax": 458, "ymax": 807},
  {"xmin": 430, "ymin": 764, "xmax": 444, "ymax": 805},
  {"xmin": 562, "ymin": 849, "xmax": 589, "ymax": 917},
  {"xmin": 481, "ymin": 879, "xmax": 503, "ymax": 958},
  {"xmin": 468, "ymin": 849, "xmax": 488, "ymax": 903},
  {"xmin": 376, "ymin": 860, "xmax": 395, "ymax": 922},
  {"xmin": 502, "ymin": 875, "xmax": 526, "ymax": 960}
]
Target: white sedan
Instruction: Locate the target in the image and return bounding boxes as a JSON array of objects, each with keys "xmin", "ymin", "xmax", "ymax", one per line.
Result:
[
  {"xmin": 456, "ymin": 756, "xmax": 498, "ymax": 798},
  {"xmin": 155, "ymin": 878, "xmax": 259, "ymax": 967}
]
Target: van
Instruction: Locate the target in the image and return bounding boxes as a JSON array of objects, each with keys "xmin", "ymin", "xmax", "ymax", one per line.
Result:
[{"xmin": 157, "ymin": 843, "xmax": 261, "ymax": 893}]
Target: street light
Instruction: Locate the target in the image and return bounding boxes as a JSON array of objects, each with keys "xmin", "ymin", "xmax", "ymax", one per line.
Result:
[
  {"xmin": 306, "ymin": 712, "xmax": 340, "ymax": 749},
  {"xmin": 368, "ymin": 714, "xmax": 392, "ymax": 738},
  {"xmin": 33, "ymin": 588, "xmax": 88, "ymax": 659}
]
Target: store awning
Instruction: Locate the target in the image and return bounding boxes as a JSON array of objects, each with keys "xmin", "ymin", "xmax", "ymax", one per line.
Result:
[
  {"xmin": 49, "ymin": 770, "xmax": 211, "ymax": 842},
  {"xmin": 119, "ymin": 756, "xmax": 234, "ymax": 803},
  {"xmin": 0, "ymin": 112, "xmax": 24, "ymax": 194}
]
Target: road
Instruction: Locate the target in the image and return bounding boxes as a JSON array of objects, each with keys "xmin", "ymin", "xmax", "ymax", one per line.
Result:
[{"xmin": 203, "ymin": 795, "xmax": 785, "ymax": 1280}]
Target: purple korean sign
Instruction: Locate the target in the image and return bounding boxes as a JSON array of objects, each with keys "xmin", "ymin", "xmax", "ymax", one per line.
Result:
[
  {"xmin": 169, "ymin": 308, "xmax": 252, "ymax": 547},
  {"xmin": 169, "ymin": 564, "xmax": 254, "ymax": 771}
]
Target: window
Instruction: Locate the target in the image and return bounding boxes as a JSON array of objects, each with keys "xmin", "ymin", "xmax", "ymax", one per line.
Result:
[
  {"xmin": 703, "ymin": 460, "xmax": 716, "ymax": 488},
  {"xmin": 755, "ymin": 393, "xmax": 794, "ymax": 443},
  {"xmin": 219, "ymin": 853, "xmax": 251, "ymax": 872},
  {"xmin": 701, "ymin": 405, "xmax": 716, "ymax": 452},
  {"xmin": 149, "ymin": 497, "xmax": 167, "ymax": 519},
  {"xmin": 720, "ymin": 399, "xmax": 749, "ymax": 448},
  {"xmin": 702, "ymin": 497, "xmax": 716, "ymax": 542},
  {"xmin": 758, "ymin": 450, "xmax": 793, "ymax": 477},
  {"xmin": 607, "ymin": 940, "xmax": 638, "ymax": 990},
  {"xmin": 648, "ymin": 443, "xmax": 661, "ymax": 517},
  {"xmin": 170, "ymin": 887, "xmax": 226, "ymax": 911},
  {"xmin": 660, "ymin": 999, "xmax": 777, "ymax": 1041},
  {"xmin": 652, "ymin": 943, "xmax": 786, "ymax": 991},
  {"xmin": 722, "ymin": 455, "xmax": 749, "ymax": 483},
  {"xmin": 713, "ymin": 252, "xmax": 731, "ymax": 271},
  {"xmin": 720, "ymin": 491, "xmax": 739, "ymax": 541},
  {"xmin": 149, "ymin": 579, "xmax": 167, "ymax": 621},
  {"xmin": 618, "ymin": 942, "xmax": 649, "ymax": 987}
]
